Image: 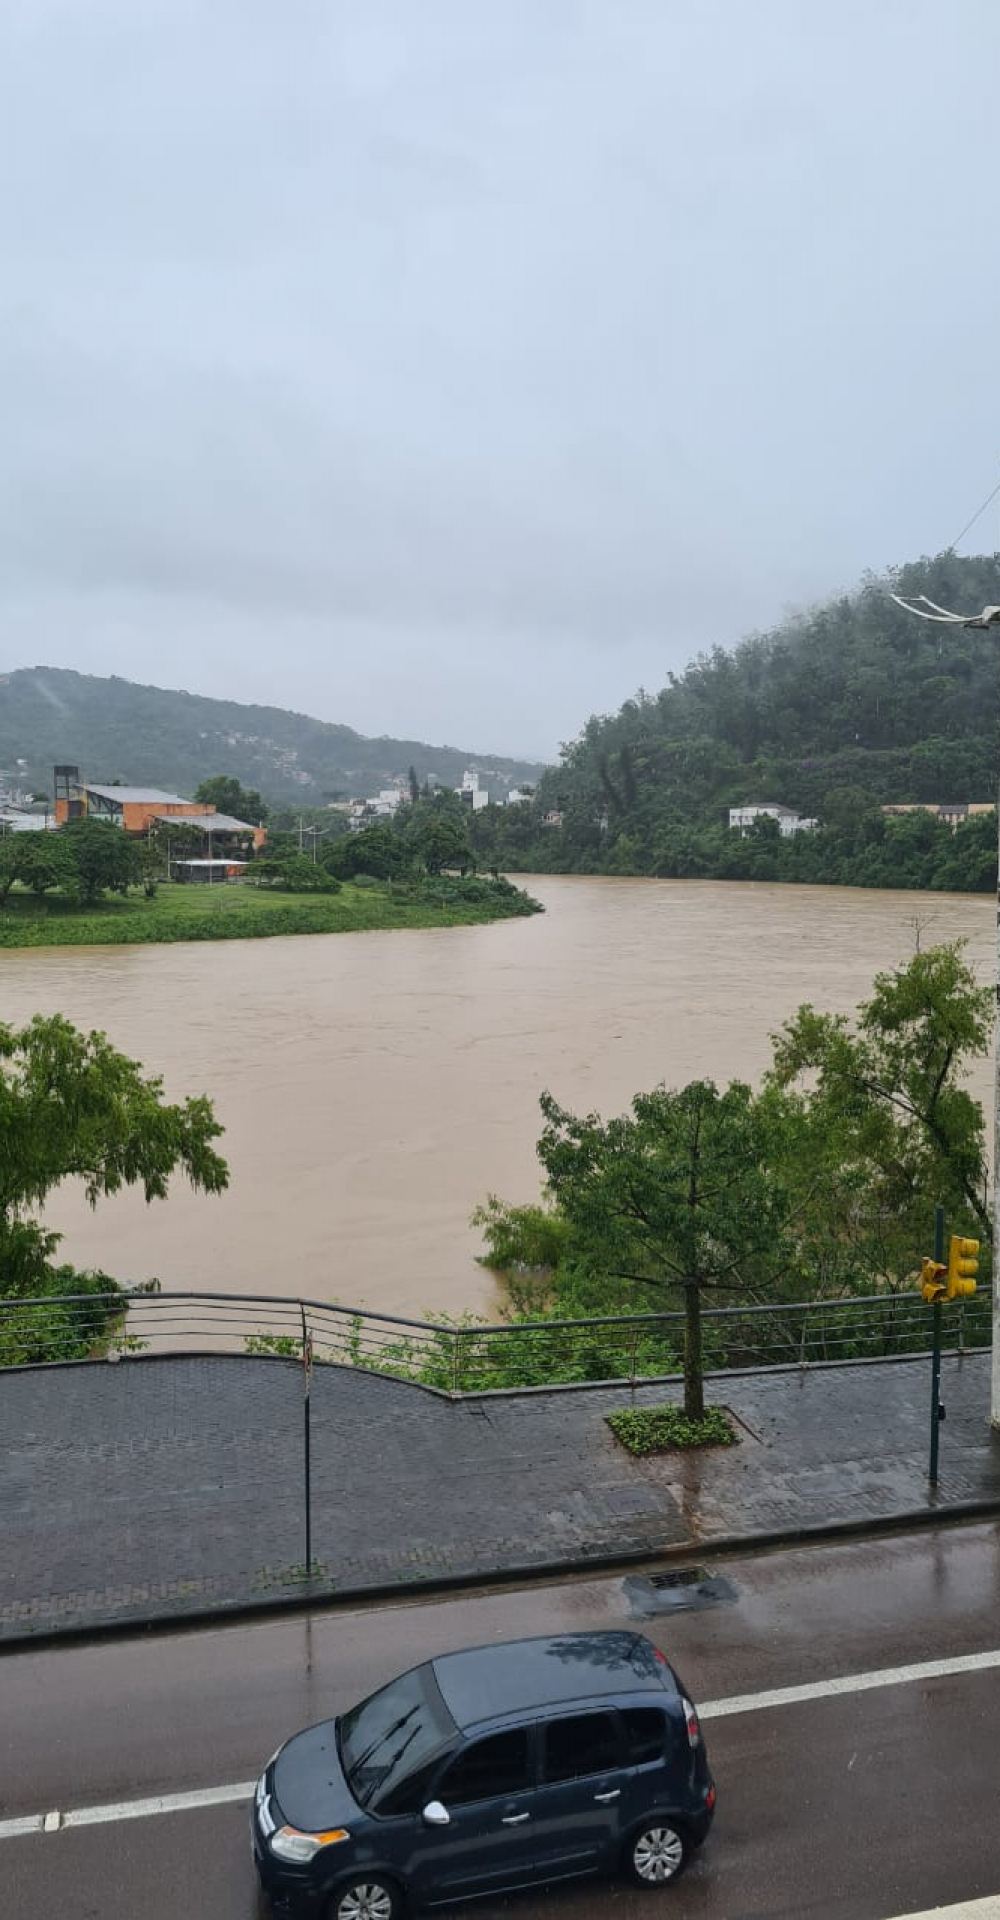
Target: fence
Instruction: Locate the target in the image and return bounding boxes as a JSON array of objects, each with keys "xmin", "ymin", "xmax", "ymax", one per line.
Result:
[{"xmin": 0, "ymin": 1286, "xmax": 991, "ymax": 1391}]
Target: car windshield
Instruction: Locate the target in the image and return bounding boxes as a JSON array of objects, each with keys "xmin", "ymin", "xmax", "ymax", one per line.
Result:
[{"xmin": 339, "ymin": 1665, "xmax": 456, "ymax": 1810}]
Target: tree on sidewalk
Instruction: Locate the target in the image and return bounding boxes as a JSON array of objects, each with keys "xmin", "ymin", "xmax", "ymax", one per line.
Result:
[
  {"xmin": 536, "ymin": 1080, "xmax": 794, "ymax": 1419},
  {"xmin": 0, "ymin": 1014, "xmax": 229, "ymax": 1304},
  {"xmin": 767, "ymin": 941, "xmax": 992, "ymax": 1269}
]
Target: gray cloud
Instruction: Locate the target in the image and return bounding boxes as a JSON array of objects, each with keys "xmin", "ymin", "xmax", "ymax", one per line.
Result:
[{"xmin": 2, "ymin": 0, "xmax": 1000, "ymax": 759}]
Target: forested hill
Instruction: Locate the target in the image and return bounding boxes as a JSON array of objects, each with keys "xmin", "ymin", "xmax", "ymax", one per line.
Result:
[
  {"xmin": 469, "ymin": 552, "xmax": 1000, "ymax": 892},
  {"xmin": 0, "ymin": 668, "xmax": 545, "ymax": 805}
]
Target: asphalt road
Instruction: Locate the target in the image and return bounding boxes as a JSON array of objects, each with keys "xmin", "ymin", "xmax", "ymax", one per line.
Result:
[{"xmin": 5, "ymin": 1521, "xmax": 1000, "ymax": 1920}]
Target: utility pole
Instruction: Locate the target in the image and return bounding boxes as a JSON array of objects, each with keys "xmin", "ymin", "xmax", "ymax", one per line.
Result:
[{"xmin": 891, "ymin": 591, "xmax": 1000, "ymax": 1427}]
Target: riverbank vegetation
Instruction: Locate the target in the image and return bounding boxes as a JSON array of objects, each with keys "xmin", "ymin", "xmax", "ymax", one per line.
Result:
[
  {"xmin": 0, "ymin": 1015, "xmax": 229, "ymax": 1364},
  {"xmin": 466, "ymin": 552, "xmax": 1000, "ymax": 894},
  {"xmin": 470, "ymin": 942, "xmax": 991, "ymax": 1416},
  {"xmin": 0, "ymin": 871, "xmax": 540, "ymax": 947}
]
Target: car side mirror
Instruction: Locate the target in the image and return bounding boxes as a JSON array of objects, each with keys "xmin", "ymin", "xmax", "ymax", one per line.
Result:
[{"xmin": 422, "ymin": 1801, "xmax": 450, "ymax": 1827}]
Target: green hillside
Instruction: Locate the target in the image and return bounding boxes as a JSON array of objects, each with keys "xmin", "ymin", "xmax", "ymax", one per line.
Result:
[
  {"xmin": 0, "ymin": 668, "xmax": 545, "ymax": 805},
  {"xmin": 469, "ymin": 552, "xmax": 1000, "ymax": 892}
]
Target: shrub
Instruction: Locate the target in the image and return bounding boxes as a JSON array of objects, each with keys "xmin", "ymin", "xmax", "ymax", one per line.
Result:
[{"xmin": 606, "ymin": 1404, "xmax": 737, "ymax": 1455}]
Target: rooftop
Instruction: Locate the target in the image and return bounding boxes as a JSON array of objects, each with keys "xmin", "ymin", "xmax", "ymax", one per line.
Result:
[
  {"xmin": 85, "ymin": 783, "xmax": 192, "ymax": 806},
  {"xmin": 431, "ymin": 1632, "xmax": 664, "ymax": 1729},
  {"xmin": 152, "ymin": 812, "xmax": 257, "ymax": 833}
]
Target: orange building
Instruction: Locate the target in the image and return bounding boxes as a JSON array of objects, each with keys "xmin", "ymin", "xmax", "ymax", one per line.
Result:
[{"xmin": 52, "ymin": 766, "xmax": 266, "ymax": 851}]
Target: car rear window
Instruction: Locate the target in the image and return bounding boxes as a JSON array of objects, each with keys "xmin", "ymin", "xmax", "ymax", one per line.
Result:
[
  {"xmin": 541, "ymin": 1712, "xmax": 620, "ymax": 1783},
  {"xmin": 621, "ymin": 1707, "xmax": 668, "ymax": 1764}
]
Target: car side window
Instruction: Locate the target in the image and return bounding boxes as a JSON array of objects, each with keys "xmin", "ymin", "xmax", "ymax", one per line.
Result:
[
  {"xmin": 621, "ymin": 1707, "xmax": 668, "ymax": 1764},
  {"xmin": 541, "ymin": 1712, "xmax": 621, "ymax": 1783},
  {"xmin": 438, "ymin": 1729, "xmax": 530, "ymax": 1806}
]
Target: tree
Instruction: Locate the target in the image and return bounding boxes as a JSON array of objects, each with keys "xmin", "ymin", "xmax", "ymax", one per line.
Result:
[
  {"xmin": 767, "ymin": 941, "xmax": 992, "ymax": 1258},
  {"xmin": 409, "ymin": 814, "xmax": 472, "ymax": 876},
  {"xmin": 193, "ymin": 776, "xmax": 268, "ymax": 824},
  {"xmin": 59, "ymin": 817, "xmax": 138, "ymax": 901},
  {"xmin": 536, "ymin": 1081, "xmax": 794, "ymax": 1418},
  {"xmin": 17, "ymin": 832, "xmax": 81, "ymax": 900},
  {"xmin": 0, "ymin": 1014, "xmax": 229, "ymax": 1300}
]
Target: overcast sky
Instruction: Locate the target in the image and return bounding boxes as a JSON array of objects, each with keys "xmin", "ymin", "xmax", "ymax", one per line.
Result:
[{"xmin": 2, "ymin": 1, "xmax": 999, "ymax": 762}]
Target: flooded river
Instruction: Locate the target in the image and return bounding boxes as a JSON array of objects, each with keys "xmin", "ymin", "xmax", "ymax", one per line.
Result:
[{"xmin": 2, "ymin": 877, "xmax": 993, "ymax": 1316}]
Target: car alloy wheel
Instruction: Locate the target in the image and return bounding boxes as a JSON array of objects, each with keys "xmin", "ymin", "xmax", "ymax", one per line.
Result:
[
  {"xmin": 332, "ymin": 1879, "xmax": 399, "ymax": 1920},
  {"xmin": 630, "ymin": 1823, "xmax": 687, "ymax": 1885}
]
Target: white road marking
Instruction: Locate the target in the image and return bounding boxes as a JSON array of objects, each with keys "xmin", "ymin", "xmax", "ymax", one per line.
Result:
[
  {"xmin": 61, "ymin": 1780, "xmax": 256, "ymax": 1830},
  {"xmin": 699, "ymin": 1644, "xmax": 1000, "ymax": 1721},
  {"xmin": 887, "ymin": 1899, "xmax": 1000, "ymax": 1918},
  {"xmin": 6, "ymin": 1643, "xmax": 1000, "ymax": 1845}
]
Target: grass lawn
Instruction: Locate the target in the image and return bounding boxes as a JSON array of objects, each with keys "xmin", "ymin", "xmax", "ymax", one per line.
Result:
[{"xmin": 0, "ymin": 878, "xmax": 541, "ymax": 948}]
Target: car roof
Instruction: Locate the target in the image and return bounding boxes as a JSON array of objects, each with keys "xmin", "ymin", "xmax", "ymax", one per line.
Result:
[{"xmin": 430, "ymin": 1631, "xmax": 668, "ymax": 1731}]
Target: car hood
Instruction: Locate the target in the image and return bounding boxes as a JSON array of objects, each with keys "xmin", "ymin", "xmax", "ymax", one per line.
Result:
[{"xmin": 272, "ymin": 1719, "xmax": 361, "ymax": 1833}]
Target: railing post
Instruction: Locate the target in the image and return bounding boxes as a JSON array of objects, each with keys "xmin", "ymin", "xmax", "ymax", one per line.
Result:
[
  {"xmin": 300, "ymin": 1303, "xmax": 313, "ymax": 1577},
  {"xmin": 451, "ymin": 1326, "xmax": 460, "ymax": 1396}
]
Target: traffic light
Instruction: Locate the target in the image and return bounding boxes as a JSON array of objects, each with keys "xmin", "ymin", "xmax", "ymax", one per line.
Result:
[
  {"xmin": 920, "ymin": 1257, "xmax": 947, "ymax": 1303},
  {"xmin": 946, "ymin": 1235, "xmax": 979, "ymax": 1300}
]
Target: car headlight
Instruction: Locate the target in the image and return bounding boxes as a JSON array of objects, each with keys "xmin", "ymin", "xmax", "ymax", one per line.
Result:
[{"xmin": 270, "ymin": 1826, "xmax": 351, "ymax": 1864}]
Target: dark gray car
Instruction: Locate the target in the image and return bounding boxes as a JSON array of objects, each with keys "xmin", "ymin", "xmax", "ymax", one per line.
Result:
[{"xmin": 252, "ymin": 1630, "xmax": 715, "ymax": 1919}]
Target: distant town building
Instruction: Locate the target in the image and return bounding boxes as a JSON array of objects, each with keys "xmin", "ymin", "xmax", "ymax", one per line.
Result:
[
  {"xmin": 729, "ymin": 804, "xmax": 819, "ymax": 838},
  {"xmin": 457, "ymin": 769, "xmax": 489, "ymax": 812},
  {"xmin": 881, "ymin": 803, "xmax": 994, "ymax": 832}
]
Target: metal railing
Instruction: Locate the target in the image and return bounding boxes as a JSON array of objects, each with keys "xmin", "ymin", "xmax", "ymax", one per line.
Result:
[{"xmin": 0, "ymin": 1287, "xmax": 991, "ymax": 1391}]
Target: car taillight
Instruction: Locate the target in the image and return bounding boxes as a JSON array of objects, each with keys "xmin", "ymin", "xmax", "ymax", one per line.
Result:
[
  {"xmin": 682, "ymin": 1697, "xmax": 701, "ymax": 1747},
  {"xmin": 652, "ymin": 1647, "xmax": 668, "ymax": 1665},
  {"xmin": 706, "ymin": 1785, "xmax": 716, "ymax": 1811}
]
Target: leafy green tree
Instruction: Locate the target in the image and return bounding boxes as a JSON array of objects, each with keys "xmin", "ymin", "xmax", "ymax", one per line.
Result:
[
  {"xmin": 59, "ymin": 817, "xmax": 138, "ymax": 901},
  {"xmin": 18, "ymin": 832, "xmax": 81, "ymax": 900},
  {"xmin": 330, "ymin": 826, "xmax": 409, "ymax": 880},
  {"xmin": 0, "ymin": 838, "xmax": 22, "ymax": 903},
  {"xmin": 409, "ymin": 814, "xmax": 472, "ymax": 876},
  {"xmin": 536, "ymin": 1081, "xmax": 794, "ymax": 1418},
  {"xmin": 0, "ymin": 1014, "xmax": 229, "ymax": 1301},
  {"xmin": 767, "ymin": 942, "xmax": 991, "ymax": 1258},
  {"xmin": 193, "ymin": 775, "xmax": 268, "ymax": 824}
]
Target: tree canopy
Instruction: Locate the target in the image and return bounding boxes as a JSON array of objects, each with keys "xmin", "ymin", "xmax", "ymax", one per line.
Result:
[
  {"xmin": 0, "ymin": 1014, "xmax": 229, "ymax": 1354},
  {"xmin": 467, "ymin": 552, "xmax": 1000, "ymax": 891}
]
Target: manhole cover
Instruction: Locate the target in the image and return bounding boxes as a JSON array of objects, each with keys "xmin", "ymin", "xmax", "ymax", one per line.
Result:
[{"xmin": 622, "ymin": 1568, "xmax": 739, "ymax": 1617}]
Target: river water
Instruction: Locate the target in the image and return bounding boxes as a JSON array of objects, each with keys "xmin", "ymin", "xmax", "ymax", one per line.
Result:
[{"xmin": 2, "ymin": 877, "xmax": 993, "ymax": 1317}]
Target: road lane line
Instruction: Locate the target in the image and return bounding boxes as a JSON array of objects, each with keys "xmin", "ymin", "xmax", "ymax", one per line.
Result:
[
  {"xmin": 0, "ymin": 1815, "xmax": 44, "ymax": 1840},
  {"xmin": 8, "ymin": 1643, "xmax": 1000, "ymax": 1845},
  {"xmin": 61, "ymin": 1780, "xmax": 257, "ymax": 1829},
  {"xmin": 699, "ymin": 1644, "xmax": 1000, "ymax": 1720},
  {"xmin": 887, "ymin": 1899, "xmax": 1000, "ymax": 1918}
]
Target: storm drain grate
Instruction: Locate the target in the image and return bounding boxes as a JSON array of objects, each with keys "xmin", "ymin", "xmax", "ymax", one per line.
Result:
[{"xmin": 622, "ymin": 1567, "xmax": 739, "ymax": 1617}]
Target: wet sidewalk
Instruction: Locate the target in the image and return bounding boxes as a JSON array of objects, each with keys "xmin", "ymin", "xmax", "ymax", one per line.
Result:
[{"xmin": 3, "ymin": 1349, "xmax": 1000, "ymax": 1644}]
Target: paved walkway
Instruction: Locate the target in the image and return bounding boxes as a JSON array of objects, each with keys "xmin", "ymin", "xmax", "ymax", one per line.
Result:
[{"xmin": 3, "ymin": 1350, "xmax": 1000, "ymax": 1643}]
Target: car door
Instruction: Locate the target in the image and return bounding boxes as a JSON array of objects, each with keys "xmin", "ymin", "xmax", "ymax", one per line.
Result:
[
  {"xmin": 406, "ymin": 1725, "xmax": 538, "ymax": 1902},
  {"xmin": 529, "ymin": 1709, "xmax": 630, "ymax": 1879}
]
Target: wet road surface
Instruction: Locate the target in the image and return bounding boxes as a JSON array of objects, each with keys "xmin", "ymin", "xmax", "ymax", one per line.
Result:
[{"xmin": 5, "ymin": 1521, "xmax": 1000, "ymax": 1919}]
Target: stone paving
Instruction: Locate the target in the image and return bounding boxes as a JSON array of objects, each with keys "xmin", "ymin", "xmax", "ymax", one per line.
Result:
[{"xmin": 2, "ymin": 1349, "xmax": 1000, "ymax": 1643}]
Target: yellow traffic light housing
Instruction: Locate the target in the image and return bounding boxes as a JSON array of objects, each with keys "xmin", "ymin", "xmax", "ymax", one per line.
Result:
[
  {"xmin": 920, "ymin": 1257, "xmax": 947, "ymax": 1304},
  {"xmin": 947, "ymin": 1236, "xmax": 979, "ymax": 1300}
]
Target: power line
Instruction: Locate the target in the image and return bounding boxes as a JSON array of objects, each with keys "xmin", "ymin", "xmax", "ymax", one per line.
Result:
[{"xmin": 946, "ymin": 470, "xmax": 1000, "ymax": 554}]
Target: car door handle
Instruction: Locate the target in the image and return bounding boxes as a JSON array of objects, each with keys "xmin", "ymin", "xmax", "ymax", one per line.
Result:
[
  {"xmin": 594, "ymin": 1790, "xmax": 621, "ymax": 1803},
  {"xmin": 501, "ymin": 1813, "xmax": 531, "ymax": 1825}
]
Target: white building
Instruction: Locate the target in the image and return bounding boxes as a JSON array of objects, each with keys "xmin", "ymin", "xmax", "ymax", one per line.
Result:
[
  {"xmin": 458, "ymin": 769, "xmax": 489, "ymax": 812},
  {"xmin": 729, "ymin": 804, "xmax": 819, "ymax": 838}
]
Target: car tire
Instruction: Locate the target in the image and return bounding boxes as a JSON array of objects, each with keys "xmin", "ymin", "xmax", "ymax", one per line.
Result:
[
  {"xmin": 624, "ymin": 1820, "xmax": 691, "ymax": 1888},
  {"xmin": 326, "ymin": 1876, "xmax": 403, "ymax": 1920}
]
